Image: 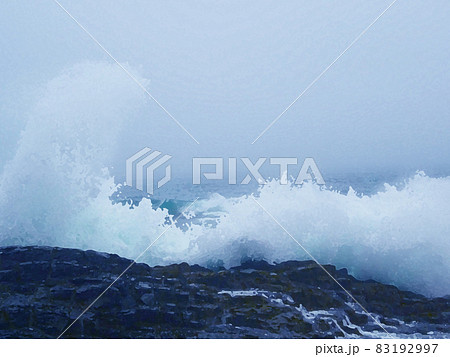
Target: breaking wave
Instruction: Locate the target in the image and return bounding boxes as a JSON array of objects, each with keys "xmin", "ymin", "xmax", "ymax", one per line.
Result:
[{"xmin": 1, "ymin": 62, "xmax": 449, "ymax": 297}]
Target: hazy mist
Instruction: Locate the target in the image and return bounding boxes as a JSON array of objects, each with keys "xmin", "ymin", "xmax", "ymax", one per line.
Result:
[{"xmin": 1, "ymin": 0, "xmax": 449, "ymax": 180}]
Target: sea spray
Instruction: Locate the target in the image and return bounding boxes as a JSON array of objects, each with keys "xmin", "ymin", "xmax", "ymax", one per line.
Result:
[{"xmin": 0, "ymin": 62, "xmax": 449, "ymax": 297}]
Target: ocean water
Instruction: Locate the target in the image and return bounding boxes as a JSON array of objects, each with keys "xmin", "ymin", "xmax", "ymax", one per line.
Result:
[
  {"xmin": 1, "ymin": 159, "xmax": 449, "ymax": 298},
  {"xmin": 0, "ymin": 62, "xmax": 449, "ymax": 299}
]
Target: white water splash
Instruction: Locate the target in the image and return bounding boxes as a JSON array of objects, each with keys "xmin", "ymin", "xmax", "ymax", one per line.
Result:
[{"xmin": 1, "ymin": 62, "xmax": 449, "ymax": 297}]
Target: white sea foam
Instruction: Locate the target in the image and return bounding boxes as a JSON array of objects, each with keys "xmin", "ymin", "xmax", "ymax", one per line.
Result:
[
  {"xmin": 0, "ymin": 62, "xmax": 449, "ymax": 297},
  {"xmin": 188, "ymin": 174, "xmax": 450, "ymax": 297}
]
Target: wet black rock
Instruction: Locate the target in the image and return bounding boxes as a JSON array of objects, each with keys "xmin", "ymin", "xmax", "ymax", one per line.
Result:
[{"xmin": 0, "ymin": 246, "xmax": 448, "ymax": 338}]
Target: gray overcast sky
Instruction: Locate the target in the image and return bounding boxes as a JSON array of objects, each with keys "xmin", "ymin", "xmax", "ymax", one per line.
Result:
[{"xmin": 1, "ymin": 0, "xmax": 449, "ymax": 179}]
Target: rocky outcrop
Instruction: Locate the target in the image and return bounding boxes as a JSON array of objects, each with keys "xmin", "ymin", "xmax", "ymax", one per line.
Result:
[{"xmin": 0, "ymin": 246, "xmax": 448, "ymax": 338}]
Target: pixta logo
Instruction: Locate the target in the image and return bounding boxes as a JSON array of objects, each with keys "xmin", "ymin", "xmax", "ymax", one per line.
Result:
[
  {"xmin": 193, "ymin": 157, "xmax": 324, "ymax": 185},
  {"xmin": 126, "ymin": 147, "xmax": 172, "ymax": 195},
  {"xmin": 126, "ymin": 148, "xmax": 324, "ymax": 194}
]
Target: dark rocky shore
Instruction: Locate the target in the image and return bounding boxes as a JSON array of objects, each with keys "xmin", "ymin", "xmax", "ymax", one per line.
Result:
[{"xmin": 0, "ymin": 246, "xmax": 448, "ymax": 338}]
